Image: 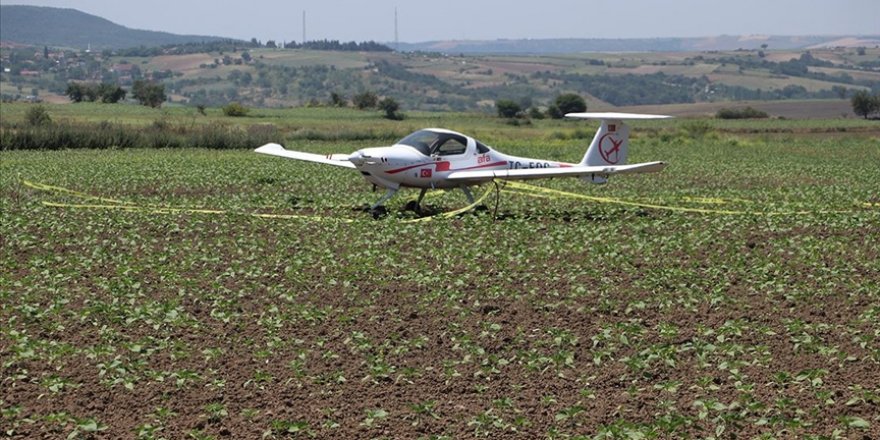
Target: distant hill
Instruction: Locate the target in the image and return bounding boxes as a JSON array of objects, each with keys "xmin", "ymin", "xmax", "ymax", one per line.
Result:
[
  {"xmin": 398, "ymin": 35, "xmax": 880, "ymax": 54},
  {"xmin": 0, "ymin": 5, "xmax": 233, "ymax": 50}
]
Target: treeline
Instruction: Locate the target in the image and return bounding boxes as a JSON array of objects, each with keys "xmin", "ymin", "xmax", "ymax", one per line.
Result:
[
  {"xmin": 113, "ymin": 39, "xmax": 391, "ymax": 58},
  {"xmin": 114, "ymin": 40, "xmax": 259, "ymax": 57},
  {"xmin": 534, "ymin": 72, "xmax": 698, "ymax": 106},
  {"xmin": 65, "ymin": 81, "xmax": 167, "ymax": 107},
  {"xmin": 1, "ymin": 119, "xmax": 278, "ymax": 150},
  {"xmin": 284, "ymin": 40, "xmax": 392, "ymax": 52},
  {"xmin": 705, "ymin": 83, "xmax": 843, "ymax": 101}
]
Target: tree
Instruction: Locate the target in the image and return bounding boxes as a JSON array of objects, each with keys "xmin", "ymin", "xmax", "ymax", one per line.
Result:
[
  {"xmin": 132, "ymin": 80, "xmax": 166, "ymax": 108},
  {"xmin": 495, "ymin": 99, "xmax": 521, "ymax": 118},
  {"xmin": 352, "ymin": 91, "xmax": 378, "ymax": 109},
  {"xmin": 66, "ymin": 83, "xmax": 85, "ymax": 102},
  {"xmin": 97, "ymin": 83, "xmax": 126, "ymax": 103},
  {"xmin": 378, "ymin": 97, "xmax": 403, "ymax": 120},
  {"xmin": 851, "ymin": 90, "xmax": 878, "ymax": 119},
  {"xmin": 554, "ymin": 93, "xmax": 587, "ymax": 115}
]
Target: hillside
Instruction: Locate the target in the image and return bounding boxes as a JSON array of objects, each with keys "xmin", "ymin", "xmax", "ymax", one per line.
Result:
[
  {"xmin": 0, "ymin": 5, "xmax": 232, "ymax": 50},
  {"xmin": 399, "ymin": 35, "xmax": 880, "ymax": 54}
]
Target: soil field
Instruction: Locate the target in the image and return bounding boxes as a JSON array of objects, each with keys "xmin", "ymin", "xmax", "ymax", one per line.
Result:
[{"xmin": 1, "ymin": 112, "xmax": 880, "ymax": 439}]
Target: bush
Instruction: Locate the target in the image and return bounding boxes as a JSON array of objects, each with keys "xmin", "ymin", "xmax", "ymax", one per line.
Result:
[
  {"xmin": 495, "ymin": 99, "xmax": 521, "ymax": 118},
  {"xmin": 554, "ymin": 93, "xmax": 587, "ymax": 115},
  {"xmin": 132, "ymin": 80, "xmax": 166, "ymax": 108},
  {"xmin": 716, "ymin": 106, "xmax": 770, "ymax": 119},
  {"xmin": 378, "ymin": 97, "xmax": 403, "ymax": 120},
  {"xmin": 223, "ymin": 102, "xmax": 250, "ymax": 117},
  {"xmin": 25, "ymin": 105, "xmax": 52, "ymax": 126},
  {"xmin": 353, "ymin": 91, "xmax": 378, "ymax": 110}
]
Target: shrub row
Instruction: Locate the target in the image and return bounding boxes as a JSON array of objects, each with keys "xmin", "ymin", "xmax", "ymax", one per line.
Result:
[
  {"xmin": 716, "ymin": 107, "xmax": 770, "ymax": 119},
  {"xmin": 0, "ymin": 121, "xmax": 279, "ymax": 150}
]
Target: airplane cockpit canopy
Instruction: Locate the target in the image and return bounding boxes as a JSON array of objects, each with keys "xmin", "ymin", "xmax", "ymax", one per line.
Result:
[{"xmin": 397, "ymin": 130, "xmax": 470, "ymax": 157}]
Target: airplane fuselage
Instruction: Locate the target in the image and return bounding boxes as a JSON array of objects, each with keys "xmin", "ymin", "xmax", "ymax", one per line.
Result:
[{"xmin": 349, "ymin": 139, "xmax": 573, "ymax": 190}]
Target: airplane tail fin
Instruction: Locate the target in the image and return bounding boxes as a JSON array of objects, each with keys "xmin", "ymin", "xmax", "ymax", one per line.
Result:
[{"xmin": 567, "ymin": 112, "xmax": 672, "ymax": 184}]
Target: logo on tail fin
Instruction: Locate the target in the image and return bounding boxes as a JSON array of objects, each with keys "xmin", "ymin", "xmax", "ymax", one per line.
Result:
[{"xmin": 598, "ymin": 134, "xmax": 624, "ymax": 164}]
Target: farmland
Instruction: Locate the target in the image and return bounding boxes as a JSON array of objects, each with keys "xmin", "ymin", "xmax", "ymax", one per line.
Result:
[
  {"xmin": 4, "ymin": 42, "xmax": 879, "ymax": 114},
  {"xmin": 1, "ymin": 105, "xmax": 880, "ymax": 439}
]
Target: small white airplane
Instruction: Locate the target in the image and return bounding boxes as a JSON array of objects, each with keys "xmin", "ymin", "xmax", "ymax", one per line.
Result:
[{"xmin": 255, "ymin": 112, "xmax": 671, "ymax": 217}]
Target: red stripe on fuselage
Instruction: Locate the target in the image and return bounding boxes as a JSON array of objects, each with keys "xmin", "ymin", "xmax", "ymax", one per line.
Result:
[
  {"xmin": 384, "ymin": 162, "xmax": 446, "ymax": 174},
  {"xmin": 455, "ymin": 161, "xmax": 509, "ymax": 171},
  {"xmin": 384, "ymin": 160, "xmax": 504, "ymax": 174},
  {"xmin": 385, "ymin": 160, "xmax": 575, "ymax": 174}
]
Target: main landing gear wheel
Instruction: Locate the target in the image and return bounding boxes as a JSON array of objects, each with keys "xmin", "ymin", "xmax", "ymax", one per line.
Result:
[{"xmin": 369, "ymin": 205, "xmax": 388, "ymax": 219}]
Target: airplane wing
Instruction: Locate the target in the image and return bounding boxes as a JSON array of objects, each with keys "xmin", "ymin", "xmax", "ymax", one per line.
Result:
[
  {"xmin": 446, "ymin": 161, "xmax": 667, "ymax": 182},
  {"xmin": 254, "ymin": 143, "xmax": 357, "ymax": 169}
]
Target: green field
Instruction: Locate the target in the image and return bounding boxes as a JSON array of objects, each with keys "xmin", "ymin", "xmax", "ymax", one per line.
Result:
[{"xmin": 2, "ymin": 107, "xmax": 880, "ymax": 438}]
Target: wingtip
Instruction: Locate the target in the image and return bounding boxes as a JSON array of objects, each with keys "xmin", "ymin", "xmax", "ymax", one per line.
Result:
[{"xmin": 254, "ymin": 143, "xmax": 284, "ymax": 153}]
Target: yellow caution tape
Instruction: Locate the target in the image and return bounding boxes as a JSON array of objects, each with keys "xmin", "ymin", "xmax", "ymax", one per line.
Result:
[
  {"xmin": 23, "ymin": 178, "xmax": 487, "ymax": 223},
  {"xmin": 22, "ymin": 179, "xmax": 133, "ymax": 205},
  {"xmin": 504, "ymin": 181, "xmax": 874, "ymax": 216},
  {"xmin": 403, "ymin": 185, "xmax": 494, "ymax": 223},
  {"xmin": 24, "ymin": 179, "xmax": 353, "ymax": 222},
  {"xmin": 679, "ymin": 196, "xmax": 752, "ymax": 205},
  {"xmin": 23, "ymin": 178, "xmax": 875, "ymax": 222},
  {"xmin": 40, "ymin": 201, "xmax": 354, "ymax": 223}
]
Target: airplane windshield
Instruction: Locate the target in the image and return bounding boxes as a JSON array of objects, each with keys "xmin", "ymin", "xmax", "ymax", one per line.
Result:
[
  {"xmin": 397, "ymin": 130, "xmax": 439, "ymax": 156},
  {"xmin": 397, "ymin": 130, "xmax": 469, "ymax": 156}
]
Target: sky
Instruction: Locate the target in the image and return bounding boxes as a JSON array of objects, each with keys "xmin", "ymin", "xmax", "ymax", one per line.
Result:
[{"xmin": 3, "ymin": 0, "xmax": 878, "ymax": 43}]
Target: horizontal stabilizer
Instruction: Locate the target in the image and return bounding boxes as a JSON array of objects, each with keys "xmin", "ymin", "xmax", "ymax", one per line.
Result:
[
  {"xmin": 565, "ymin": 112, "xmax": 673, "ymax": 120},
  {"xmin": 254, "ymin": 143, "xmax": 356, "ymax": 169},
  {"xmin": 447, "ymin": 161, "xmax": 667, "ymax": 182}
]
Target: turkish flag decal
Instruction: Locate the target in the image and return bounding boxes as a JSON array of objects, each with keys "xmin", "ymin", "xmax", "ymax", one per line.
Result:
[{"xmin": 420, "ymin": 168, "xmax": 432, "ymax": 178}]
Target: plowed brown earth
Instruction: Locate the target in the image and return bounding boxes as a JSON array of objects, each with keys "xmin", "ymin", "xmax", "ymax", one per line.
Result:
[{"xmin": 2, "ymin": 208, "xmax": 879, "ymax": 439}]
